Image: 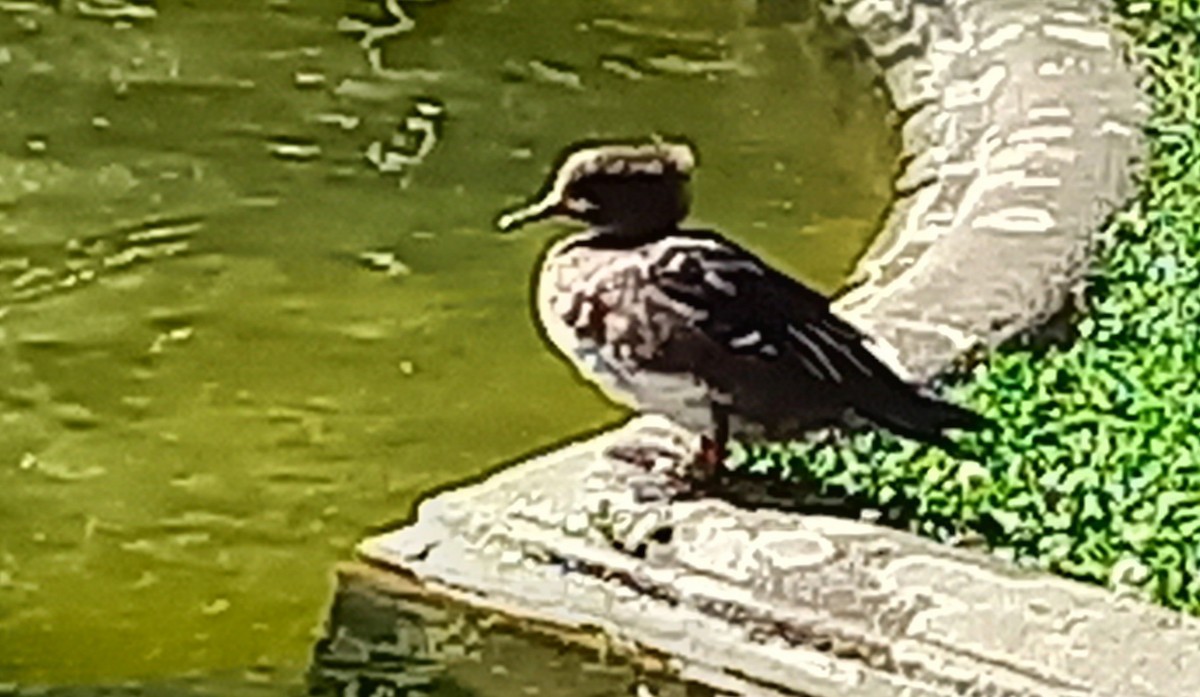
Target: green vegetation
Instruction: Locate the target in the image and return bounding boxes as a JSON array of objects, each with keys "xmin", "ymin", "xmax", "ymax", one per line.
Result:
[{"xmin": 746, "ymin": 1, "xmax": 1200, "ymax": 613}]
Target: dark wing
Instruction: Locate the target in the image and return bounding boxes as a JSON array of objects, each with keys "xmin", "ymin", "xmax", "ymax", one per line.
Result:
[
  {"xmin": 647, "ymin": 232, "xmax": 882, "ymax": 386},
  {"xmin": 645, "ymin": 231, "xmax": 987, "ymax": 445}
]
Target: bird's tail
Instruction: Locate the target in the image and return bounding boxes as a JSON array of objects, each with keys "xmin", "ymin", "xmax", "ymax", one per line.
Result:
[{"xmin": 859, "ymin": 387, "xmax": 990, "ymax": 452}]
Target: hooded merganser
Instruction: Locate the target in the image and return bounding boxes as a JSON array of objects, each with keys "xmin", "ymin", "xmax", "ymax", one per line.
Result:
[{"xmin": 498, "ymin": 141, "xmax": 982, "ymax": 472}]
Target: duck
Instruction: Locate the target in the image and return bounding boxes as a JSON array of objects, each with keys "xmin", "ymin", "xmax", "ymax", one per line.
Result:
[{"xmin": 497, "ymin": 140, "xmax": 983, "ymax": 473}]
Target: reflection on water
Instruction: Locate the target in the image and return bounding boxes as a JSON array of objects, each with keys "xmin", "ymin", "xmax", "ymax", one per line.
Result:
[
  {"xmin": 0, "ymin": 0, "xmax": 894, "ymax": 692},
  {"xmin": 308, "ymin": 565, "xmax": 713, "ymax": 697}
]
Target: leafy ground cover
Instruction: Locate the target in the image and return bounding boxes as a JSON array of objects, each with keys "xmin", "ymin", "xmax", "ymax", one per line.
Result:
[{"xmin": 746, "ymin": 0, "xmax": 1200, "ymax": 613}]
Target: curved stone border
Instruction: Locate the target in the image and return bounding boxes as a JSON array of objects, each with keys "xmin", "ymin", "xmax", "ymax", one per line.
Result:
[{"xmin": 825, "ymin": 0, "xmax": 1145, "ymax": 381}]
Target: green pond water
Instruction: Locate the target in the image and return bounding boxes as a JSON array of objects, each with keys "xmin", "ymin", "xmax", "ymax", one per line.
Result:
[{"xmin": 0, "ymin": 0, "xmax": 896, "ymax": 693}]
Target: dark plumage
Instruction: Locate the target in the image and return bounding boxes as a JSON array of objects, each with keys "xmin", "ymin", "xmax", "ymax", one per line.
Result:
[{"xmin": 498, "ymin": 141, "xmax": 983, "ymax": 463}]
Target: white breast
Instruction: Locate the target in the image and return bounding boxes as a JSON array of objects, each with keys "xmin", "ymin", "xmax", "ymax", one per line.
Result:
[{"xmin": 534, "ymin": 236, "xmax": 715, "ymax": 433}]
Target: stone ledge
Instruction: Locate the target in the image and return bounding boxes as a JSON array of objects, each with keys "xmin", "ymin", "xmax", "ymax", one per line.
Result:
[
  {"xmin": 824, "ymin": 0, "xmax": 1146, "ymax": 380},
  {"xmin": 359, "ymin": 416, "xmax": 1200, "ymax": 697}
]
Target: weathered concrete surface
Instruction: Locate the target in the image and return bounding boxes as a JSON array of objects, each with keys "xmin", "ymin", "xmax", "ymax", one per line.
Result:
[
  {"xmin": 826, "ymin": 0, "xmax": 1145, "ymax": 380},
  {"xmin": 360, "ymin": 416, "xmax": 1200, "ymax": 697}
]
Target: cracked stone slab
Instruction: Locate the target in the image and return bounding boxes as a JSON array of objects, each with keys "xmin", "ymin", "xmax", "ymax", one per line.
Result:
[{"xmin": 360, "ymin": 416, "xmax": 1200, "ymax": 697}]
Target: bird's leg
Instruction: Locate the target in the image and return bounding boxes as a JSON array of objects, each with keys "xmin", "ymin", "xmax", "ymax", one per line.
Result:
[{"xmin": 694, "ymin": 405, "xmax": 730, "ymax": 482}]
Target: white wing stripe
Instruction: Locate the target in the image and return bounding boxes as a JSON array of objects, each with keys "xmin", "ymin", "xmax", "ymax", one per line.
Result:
[
  {"xmin": 729, "ymin": 330, "xmax": 762, "ymax": 349},
  {"xmin": 808, "ymin": 323, "xmax": 874, "ymax": 376},
  {"xmin": 703, "ymin": 270, "xmax": 738, "ymax": 295},
  {"xmin": 788, "ymin": 325, "xmax": 842, "ymax": 382}
]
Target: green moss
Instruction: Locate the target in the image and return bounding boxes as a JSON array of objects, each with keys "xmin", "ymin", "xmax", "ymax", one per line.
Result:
[{"xmin": 745, "ymin": 1, "xmax": 1200, "ymax": 612}]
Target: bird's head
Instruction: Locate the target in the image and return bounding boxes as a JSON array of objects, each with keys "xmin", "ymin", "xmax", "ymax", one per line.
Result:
[{"xmin": 496, "ymin": 140, "xmax": 695, "ymax": 237}]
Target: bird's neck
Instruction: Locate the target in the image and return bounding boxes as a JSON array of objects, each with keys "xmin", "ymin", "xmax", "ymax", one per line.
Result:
[{"xmin": 567, "ymin": 222, "xmax": 681, "ymax": 251}]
